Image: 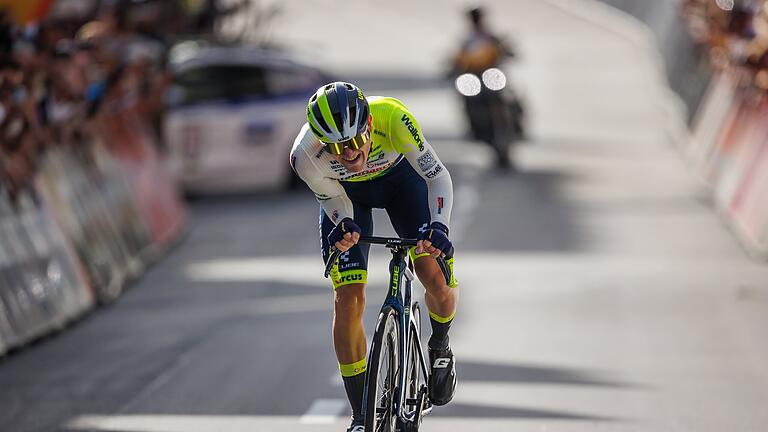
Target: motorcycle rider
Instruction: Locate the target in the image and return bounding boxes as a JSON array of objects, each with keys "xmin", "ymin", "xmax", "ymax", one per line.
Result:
[{"xmin": 451, "ymin": 5, "xmax": 525, "ymax": 169}]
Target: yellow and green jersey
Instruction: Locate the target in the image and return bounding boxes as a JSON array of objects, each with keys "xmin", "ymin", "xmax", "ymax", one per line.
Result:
[{"xmin": 290, "ymin": 96, "xmax": 453, "ymax": 228}]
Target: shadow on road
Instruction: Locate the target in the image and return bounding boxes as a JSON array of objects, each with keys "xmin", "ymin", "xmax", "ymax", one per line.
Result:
[
  {"xmin": 437, "ymin": 402, "xmax": 618, "ymax": 421},
  {"xmin": 459, "ymin": 359, "xmax": 638, "ymax": 388},
  {"xmin": 461, "ymin": 168, "xmax": 584, "ymax": 253}
]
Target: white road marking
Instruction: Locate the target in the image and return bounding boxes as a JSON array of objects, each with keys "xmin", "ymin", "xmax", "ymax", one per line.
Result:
[
  {"xmin": 185, "ymin": 255, "xmax": 323, "ymax": 284},
  {"xmin": 66, "ymin": 414, "xmax": 344, "ymax": 431},
  {"xmin": 299, "ymin": 398, "xmax": 348, "ymax": 424}
]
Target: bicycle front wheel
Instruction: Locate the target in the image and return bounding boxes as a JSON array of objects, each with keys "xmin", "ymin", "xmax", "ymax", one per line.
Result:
[
  {"xmin": 402, "ymin": 302, "xmax": 426, "ymax": 431},
  {"xmin": 364, "ymin": 306, "xmax": 399, "ymax": 432}
]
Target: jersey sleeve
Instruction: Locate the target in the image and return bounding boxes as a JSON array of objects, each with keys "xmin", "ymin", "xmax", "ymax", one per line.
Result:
[
  {"xmin": 290, "ymin": 130, "xmax": 354, "ymax": 224},
  {"xmin": 389, "ymin": 104, "xmax": 454, "ymax": 228}
]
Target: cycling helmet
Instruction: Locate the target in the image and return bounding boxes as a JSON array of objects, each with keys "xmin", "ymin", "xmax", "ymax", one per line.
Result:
[
  {"xmin": 307, "ymin": 82, "xmax": 370, "ymax": 144},
  {"xmin": 468, "ymin": 6, "xmax": 484, "ymax": 25}
]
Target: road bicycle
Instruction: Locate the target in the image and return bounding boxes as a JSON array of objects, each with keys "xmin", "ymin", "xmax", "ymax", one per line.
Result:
[{"xmin": 325, "ymin": 236, "xmax": 452, "ymax": 432}]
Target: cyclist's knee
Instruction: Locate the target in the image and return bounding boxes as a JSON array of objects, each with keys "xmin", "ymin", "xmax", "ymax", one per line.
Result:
[
  {"xmin": 414, "ymin": 258, "xmax": 450, "ymax": 292},
  {"xmin": 334, "ymin": 283, "xmax": 366, "ymax": 322}
]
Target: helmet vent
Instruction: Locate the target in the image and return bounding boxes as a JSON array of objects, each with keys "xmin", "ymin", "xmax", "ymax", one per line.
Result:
[
  {"xmin": 349, "ymin": 105, "xmax": 357, "ymax": 126},
  {"xmin": 311, "ymin": 103, "xmax": 331, "ymax": 133}
]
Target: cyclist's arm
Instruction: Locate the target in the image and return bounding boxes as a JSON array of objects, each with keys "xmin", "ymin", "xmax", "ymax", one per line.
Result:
[
  {"xmin": 290, "ymin": 135, "xmax": 354, "ymax": 223},
  {"xmin": 390, "ymin": 107, "xmax": 453, "ymax": 228}
]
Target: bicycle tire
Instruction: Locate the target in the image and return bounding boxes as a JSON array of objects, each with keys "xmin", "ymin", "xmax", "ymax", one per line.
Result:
[
  {"xmin": 364, "ymin": 306, "xmax": 399, "ymax": 432},
  {"xmin": 406, "ymin": 303, "xmax": 422, "ymax": 403},
  {"xmin": 401, "ymin": 302, "xmax": 425, "ymax": 431}
]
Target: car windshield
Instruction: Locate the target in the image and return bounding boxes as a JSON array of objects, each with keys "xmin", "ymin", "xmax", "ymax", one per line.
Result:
[{"xmin": 173, "ymin": 65, "xmax": 268, "ymax": 105}]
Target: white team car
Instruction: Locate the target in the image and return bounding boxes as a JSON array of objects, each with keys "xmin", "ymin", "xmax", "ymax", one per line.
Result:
[{"xmin": 163, "ymin": 41, "xmax": 327, "ymax": 193}]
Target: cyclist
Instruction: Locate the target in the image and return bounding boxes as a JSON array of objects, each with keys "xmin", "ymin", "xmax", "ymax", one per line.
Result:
[{"xmin": 290, "ymin": 82, "xmax": 459, "ymax": 431}]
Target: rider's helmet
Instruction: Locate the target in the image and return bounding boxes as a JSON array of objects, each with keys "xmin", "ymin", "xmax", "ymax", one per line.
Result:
[
  {"xmin": 467, "ymin": 5, "xmax": 484, "ymax": 26},
  {"xmin": 306, "ymin": 82, "xmax": 370, "ymax": 148}
]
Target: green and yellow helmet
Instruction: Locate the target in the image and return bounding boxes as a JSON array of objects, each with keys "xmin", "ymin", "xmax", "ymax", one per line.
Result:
[{"xmin": 307, "ymin": 82, "xmax": 370, "ymax": 144}]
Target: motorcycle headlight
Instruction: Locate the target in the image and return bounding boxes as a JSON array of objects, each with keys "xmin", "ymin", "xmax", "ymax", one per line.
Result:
[
  {"xmin": 455, "ymin": 73, "xmax": 481, "ymax": 96},
  {"xmin": 481, "ymin": 68, "xmax": 506, "ymax": 91}
]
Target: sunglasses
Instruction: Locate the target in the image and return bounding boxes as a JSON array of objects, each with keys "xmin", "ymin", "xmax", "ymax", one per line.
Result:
[{"xmin": 322, "ymin": 129, "xmax": 371, "ymax": 155}]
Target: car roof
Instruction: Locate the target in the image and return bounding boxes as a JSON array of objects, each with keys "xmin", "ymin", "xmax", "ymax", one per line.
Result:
[{"xmin": 169, "ymin": 41, "xmax": 310, "ymax": 74}]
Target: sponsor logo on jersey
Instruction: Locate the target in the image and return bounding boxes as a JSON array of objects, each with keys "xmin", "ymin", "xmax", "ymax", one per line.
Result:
[
  {"xmin": 373, "ymin": 129, "xmax": 387, "ymax": 138},
  {"xmin": 417, "ymin": 151, "xmax": 437, "ymax": 172},
  {"xmin": 339, "ymin": 251, "xmax": 350, "ymax": 262},
  {"xmin": 401, "ymin": 114, "xmax": 425, "ymax": 151},
  {"xmin": 340, "ymin": 262, "xmax": 361, "ymax": 270},
  {"xmin": 341, "ymin": 161, "xmax": 394, "ymax": 180},
  {"xmin": 368, "ymin": 148, "xmax": 384, "ymax": 163},
  {"xmin": 332, "ymin": 209, "xmax": 339, "ymax": 223},
  {"xmin": 425, "ymin": 164, "xmax": 443, "ymax": 179},
  {"xmin": 328, "ymin": 159, "xmax": 346, "ymax": 174},
  {"xmin": 437, "ymin": 197, "xmax": 444, "ymax": 214},
  {"xmin": 338, "ymin": 273, "xmax": 363, "ymax": 283}
]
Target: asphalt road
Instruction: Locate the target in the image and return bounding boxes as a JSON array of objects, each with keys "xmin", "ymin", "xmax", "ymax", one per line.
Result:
[{"xmin": 2, "ymin": 1, "xmax": 768, "ymax": 431}]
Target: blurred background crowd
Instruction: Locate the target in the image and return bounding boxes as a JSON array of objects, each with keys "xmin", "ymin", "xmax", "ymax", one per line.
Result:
[
  {"xmin": 0, "ymin": 0, "xmax": 244, "ymax": 199},
  {"xmin": 683, "ymin": 0, "xmax": 768, "ymax": 91}
]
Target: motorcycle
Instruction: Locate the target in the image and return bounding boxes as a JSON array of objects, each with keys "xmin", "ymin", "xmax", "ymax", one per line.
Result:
[{"xmin": 453, "ymin": 67, "xmax": 525, "ymax": 170}]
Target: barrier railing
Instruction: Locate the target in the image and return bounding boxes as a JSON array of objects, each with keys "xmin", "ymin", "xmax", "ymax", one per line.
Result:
[
  {"xmin": 0, "ymin": 135, "xmax": 187, "ymax": 356},
  {"xmin": 687, "ymin": 72, "xmax": 768, "ymax": 259}
]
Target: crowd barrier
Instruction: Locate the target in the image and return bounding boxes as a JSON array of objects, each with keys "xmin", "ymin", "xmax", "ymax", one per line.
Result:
[
  {"xmin": 0, "ymin": 186, "xmax": 93, "ymax": 355},
  {"xmin": 593, "ymin": 0, "xmax": 768, "ymax": 259},
  {"xmin": 0, "ymin": 136, "xmax": 187, "ymax": 357},
  {"xmin": 687, "ymin": 72, "xmax": 768, "ymax": 258}
]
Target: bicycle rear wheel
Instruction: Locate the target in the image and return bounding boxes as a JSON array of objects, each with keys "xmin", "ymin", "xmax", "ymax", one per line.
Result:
[{"xmin": 364, "ymin": 306, "xmax": 399, "ymax": 432}]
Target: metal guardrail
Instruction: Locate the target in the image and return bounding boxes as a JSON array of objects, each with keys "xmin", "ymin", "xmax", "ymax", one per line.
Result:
[{"xmin": 0, "ymin": 137, "xmax": 187, "ymax": 357}]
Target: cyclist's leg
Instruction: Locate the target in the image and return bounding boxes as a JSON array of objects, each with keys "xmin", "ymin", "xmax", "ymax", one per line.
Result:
[
  {"xmin": 414, "ymin": 257, "xmax": 458, "ymax": 349},
  {"xmin": 320, "ymin": 204, "xmax": 373, "ymax": 424},
  {"xmin": 385, "ymin": 163, "xmax": 459, "ymax": 349}
]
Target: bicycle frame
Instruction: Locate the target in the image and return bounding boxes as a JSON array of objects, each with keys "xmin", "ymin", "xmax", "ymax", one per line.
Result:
[
  {"xmin": 325, "ymin": 236, "xmax": 452, "ymax": 426},
  {"xmin": 381, "ymin": 242, "xmax": 433, "ymax": 423}
]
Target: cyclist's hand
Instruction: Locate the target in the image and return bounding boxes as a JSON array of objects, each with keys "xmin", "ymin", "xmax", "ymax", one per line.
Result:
[
  {"xmin": 328, "ymin": 218, "xmax": 361, "ymax": 253},
  {"xmin": 416, "ymin": 222, "xmax": 452, "ymax": 258}
]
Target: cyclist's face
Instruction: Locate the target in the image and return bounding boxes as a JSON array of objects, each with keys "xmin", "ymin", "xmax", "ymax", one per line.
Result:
[
  {"xmin": 333, "ymin": 116, "xmax": 373, "ymax": 172},
  {"xmin": 335, "ymin": 134, "xmax": 371, "ymax": 172}
]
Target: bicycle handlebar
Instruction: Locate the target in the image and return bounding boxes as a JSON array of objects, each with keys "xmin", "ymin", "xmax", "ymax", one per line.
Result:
[{"xmin": 323, "ymin": 236, "xmax": 453, "ymax": 286}]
